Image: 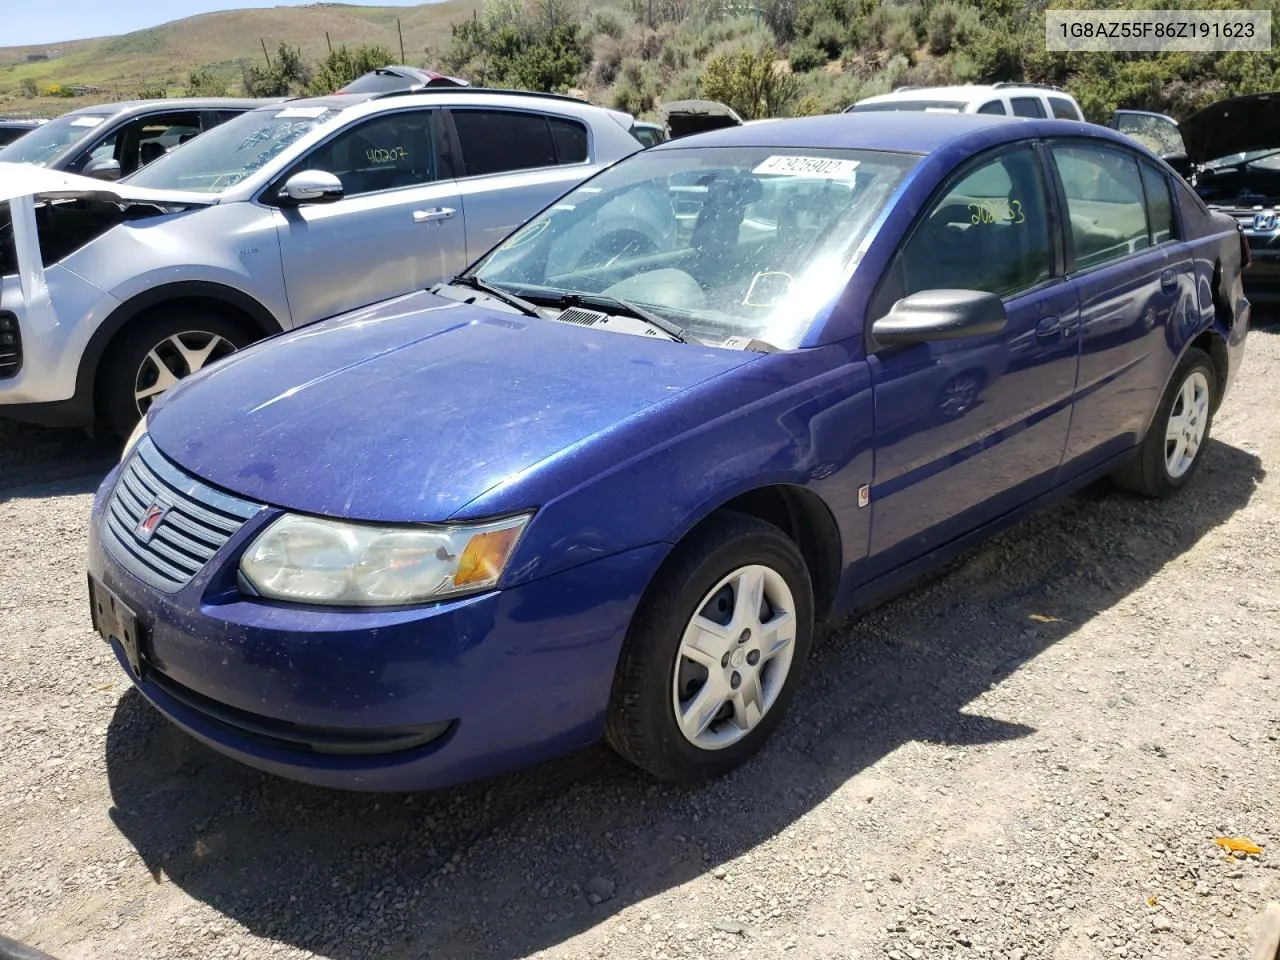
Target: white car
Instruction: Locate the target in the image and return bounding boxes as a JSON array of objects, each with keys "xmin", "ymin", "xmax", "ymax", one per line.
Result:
[
  {"xmin": 0, "ymin": 89, "xmax": 645, "ymax": 437},
  {"xmin": 847, "ymin": 83, "xmax": 1086, "ymax": 122}
]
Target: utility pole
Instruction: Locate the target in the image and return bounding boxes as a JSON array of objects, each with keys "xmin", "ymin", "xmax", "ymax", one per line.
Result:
[
  {"xmin": 260, "ymin": 38, "xmax": 271, "ymax": 67},
  {"xmin": 647, "ymin": 0, "xmax": 653, "ymax": 28},
  {"xmin": 397, "ymin": 19, "xmax": 406, "ymax": 62},
  {"xmin": 325, "ymin": 31, "xmax": 332, "ymax": 54}
]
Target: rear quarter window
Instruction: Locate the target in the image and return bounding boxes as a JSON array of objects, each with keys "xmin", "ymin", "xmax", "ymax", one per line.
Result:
[{"xmin": 1049, "ymin": 97, "xmax": 1081, "ymax": 121}]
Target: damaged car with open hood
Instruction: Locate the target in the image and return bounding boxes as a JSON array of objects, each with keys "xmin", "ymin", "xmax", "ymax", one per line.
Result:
[{"xmin": 1113, "ymin": 91, "xmax": 1280, "ymax": 302}]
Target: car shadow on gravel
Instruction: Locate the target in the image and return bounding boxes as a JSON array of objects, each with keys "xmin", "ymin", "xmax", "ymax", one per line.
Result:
[
  {"xmin": 0, "ymin": 420, "xmax": 117, "ymax": 505},
  {"xmin": 101, "ymin": 439, "xmax": 1265, "ymax": 960}
]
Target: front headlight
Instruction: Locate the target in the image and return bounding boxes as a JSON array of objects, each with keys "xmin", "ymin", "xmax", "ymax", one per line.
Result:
[
  {"xmin": 239, "ymin": 513, "xmax": 531, "ymax": 606},
  {"xmin": 121, "ymin": 417, "xmax": 148, "ymax": 462}
]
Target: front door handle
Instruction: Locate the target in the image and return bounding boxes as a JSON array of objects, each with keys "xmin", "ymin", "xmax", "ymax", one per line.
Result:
[
  {"xmin": 1035, "ymin": 316, "xmax": 1061, "ymax": 337},
  {"xmin": 1160, "ymin": 267, "xmax": 1178, "ymax": 291},
  {"xmin": 413, "ymin": 207, "xmax": 456, "ymax": 223}
]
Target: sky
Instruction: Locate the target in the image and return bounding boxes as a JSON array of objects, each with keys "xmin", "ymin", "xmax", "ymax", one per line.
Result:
[{"xmin": 6, "ymin": 0, "xmax": 438, "ymax": 47}]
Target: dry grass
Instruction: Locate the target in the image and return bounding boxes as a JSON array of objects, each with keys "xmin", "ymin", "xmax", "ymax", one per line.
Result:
[{"xmin": 0, "ymin": 1, "xmax": 480, "ymax": 115}]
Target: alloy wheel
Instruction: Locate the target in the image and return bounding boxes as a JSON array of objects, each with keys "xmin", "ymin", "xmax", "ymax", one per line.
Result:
[
  {"xmin": 672, "ymin": 564, "xmax": 797, "ymax": 751},
  {"xmin": 133, "ymin": 331, "xmax": 238, "ymax": 416},
  {"xmin": 1164, "ymin": 369, "xmax": 1210, "ymax": 479}
]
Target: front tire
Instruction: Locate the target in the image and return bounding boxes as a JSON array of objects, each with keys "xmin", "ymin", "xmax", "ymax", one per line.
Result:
[
  {"xmin": 605, "ymin": 512, "xmax": 814, "ymax": 783},
  {"xmin": 1112, "ymin": 347, "xmax": 1216, "ymax": 497},
  {"xmin": 99, "ymin": 311, "xmax": 250, "ymax": 439}
]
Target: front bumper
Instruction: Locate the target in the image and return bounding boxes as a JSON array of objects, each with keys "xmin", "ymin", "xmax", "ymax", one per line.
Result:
[{"xmin": 89, "ymin": 465, "xmax": 667, "ymax": 791}]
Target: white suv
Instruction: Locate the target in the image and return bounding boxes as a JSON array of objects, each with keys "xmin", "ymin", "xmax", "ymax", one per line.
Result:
[
  {"xmin": 0, "ymin": 89, "xmax": 644, "ymax": 437},
  {"xmin": 847, "ymin": 83, "xmax": 1086, "ymax": 122}
]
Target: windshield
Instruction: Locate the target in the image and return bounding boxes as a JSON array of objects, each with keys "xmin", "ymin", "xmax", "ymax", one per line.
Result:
[
  {"xmin": 0, "ymin": 113, "xmax": 110, "ymax": 166},
  {"xmin": 848, "ymin": 101, "xmax": 965, "ymax": 113},
  {"xmin": 472, "ymin": 146, "xmax": 916, "ymax": 348},
  {"xmin": 126, "ymin": 106, "xmax": 341, "ymax": 192},
  {"xmin": 1203, "ymin": 148, "xmax": 1280, "ymax": 169}
]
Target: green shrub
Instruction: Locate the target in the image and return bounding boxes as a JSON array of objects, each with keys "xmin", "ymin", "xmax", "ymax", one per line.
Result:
[
  {"xmin": 701, "ymin": 43, "xmax": 799, "ymax": 119},
  {"xmin": 309, "ymin": 44, "xmax": 395, "ymax": 95},
  {"xmin": 788, "ymin": 40, "xmax": 826, "ymax": 73},
  {"xmin": 808, "ymin": 16, "xmax": 845, "ymax": 59},
  {"xmin": 925, "ymin": 1, "xmax": 981, "ymax": 56}
]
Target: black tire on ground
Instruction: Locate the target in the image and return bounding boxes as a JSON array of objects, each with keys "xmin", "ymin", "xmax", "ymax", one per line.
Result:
[
  {"xmin": 604, "ymin": 511, "xmax": 814, "ymax": 783},
  {"xmin": 1112, "ymin": 346, "xmax": 1217, "ymax": 498},
  {"xmin": 98, "ymin": 311, "xmax": 251, "ymax": 439}
]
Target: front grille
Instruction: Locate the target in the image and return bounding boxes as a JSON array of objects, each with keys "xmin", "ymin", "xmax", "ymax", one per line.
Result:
[
  {"xmin": 102, "ymin": 436, "xmax": 263, "ymax": 592},
  {"xmin": 0, "ymin": 311, "xmax": 20, "ymax": 379}
]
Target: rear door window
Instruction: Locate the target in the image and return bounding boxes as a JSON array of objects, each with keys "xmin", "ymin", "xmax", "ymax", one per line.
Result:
[
  {"xmin": 977, "ymin": 100, "xmax": 1007, "ymax": 115},
  {"xmin": 1010, "ymin": 97, "xmax": 1047, "ymax": 119},
  {"xmin": 1052, "ymin": 143, "xmax": 1151, "ymax": 270},
  {"xmin": 450, "ymin": 109, "xmax": 560, "ymax": 177}
]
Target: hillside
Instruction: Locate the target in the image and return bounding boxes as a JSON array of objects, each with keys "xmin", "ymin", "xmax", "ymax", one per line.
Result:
[
  {"xmin": 5, "ymin": 0, "xmax": 1280, "ymax": 127},
  {"xmin": 0, "ymin": 2, "xmax": 480, "ymax": 115}
]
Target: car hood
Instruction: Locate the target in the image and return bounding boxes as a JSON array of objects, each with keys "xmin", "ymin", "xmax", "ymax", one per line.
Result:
[
  {"xmin": 0, "ymin": 161, "xmax": 215, "ymax": 205},
  {"xmin": 148, "ymin": 291, "xmax": 760, "ymax": 523},
  {"xmin": 1180, "ymin": 92, "xmax": 1280, "ymax": 165}
]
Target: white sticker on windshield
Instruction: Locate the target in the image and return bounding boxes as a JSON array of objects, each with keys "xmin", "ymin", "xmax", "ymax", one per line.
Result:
[
  {"xmin": 71, "ymin": 116, "xmax": 105, "ymax": 127},
  {"xmin": 275, "ymin": 106, "xmax": 329, "ymax": 119},
  {"xmin": 752, "ymin": 155, "xmax": 859, "ymax": 180}
]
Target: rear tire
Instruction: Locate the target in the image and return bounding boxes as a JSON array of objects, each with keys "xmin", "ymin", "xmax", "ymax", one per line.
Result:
[
  {"xmin": 1112, "ymin": 347, "xmax": 1216, "ymax": 498},
  {"xmin": 605, "ymin": 512, "xmax": 814, "ymax": 783},
  {"xmin": 99, "ymin": 311, "xmax": 250, "ymax": 439}
]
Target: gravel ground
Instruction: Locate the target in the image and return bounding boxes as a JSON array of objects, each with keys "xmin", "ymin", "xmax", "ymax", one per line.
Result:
[{"xmin": 1, "ymin": 324, "xmax": 1278, "ymax": 960}]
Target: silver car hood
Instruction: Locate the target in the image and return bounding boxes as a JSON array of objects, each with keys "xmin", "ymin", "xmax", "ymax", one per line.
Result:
[{"xmin": 0, "ymin": 162, "xmax": 215, "ymax": 206}]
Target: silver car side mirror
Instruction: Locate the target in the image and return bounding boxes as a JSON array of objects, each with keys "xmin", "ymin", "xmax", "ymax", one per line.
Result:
[{"xmin": 279, "ymin": 170, "xmax": 345, "ymax": 206}]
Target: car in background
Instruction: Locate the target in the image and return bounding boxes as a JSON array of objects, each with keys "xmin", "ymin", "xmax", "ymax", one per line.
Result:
[
  {"xmin": 631, "ymin": 120, "xmax": 665, "ymax": 148},
  {"xmin": 0, "ymin": 119, "xmax": 46, "ymax": 147},
  {"xmin": 848, "ymin": 83, "xmax": 1086, "ymax": 122},
  {"xmin": 1112, "ymin": 92, "xmax": 1280, "ymax": 303},
  {"xmin": 661, "ymin": 99, "xmax": 746, "ymax": 139},
  {"xmin": 335, "ymin": 65, "xmax": 470, "ymax": 94},
  {"xmin": 86, "ymin": 112, "xmax": 1247, "ymax": 793},
  {"xmin": 0, "ymin": 99, "xmax": 274, "ymax": 180},
  {"xmin": 0, "ymin": 88, "xmax": 643, "ymax": 437}
]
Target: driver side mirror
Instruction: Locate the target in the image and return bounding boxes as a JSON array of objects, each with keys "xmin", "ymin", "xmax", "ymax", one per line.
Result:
[
  {"xmin": 278, "ymin": 170, "xmax": 344, "ymax": 206},
  {"xmin": 871, "ymin": 289, "xmax": 1007, "ymax": 347},
  {"xmin": 83, "ymin": 157, "xmax": 121, "ymax": 181}
]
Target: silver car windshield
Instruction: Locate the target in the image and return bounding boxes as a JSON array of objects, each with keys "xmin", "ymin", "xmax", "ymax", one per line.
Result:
[
  {"xmin": 126, "ymin": 106, "xmax": 341, "ymax": 193},
  {"xmin": 473, "ymin": 146, "xmax": 916, "ymax": 348},
  {"xmin": 0, "ymin": 113, "xmax": 110, "ymax": 166}
]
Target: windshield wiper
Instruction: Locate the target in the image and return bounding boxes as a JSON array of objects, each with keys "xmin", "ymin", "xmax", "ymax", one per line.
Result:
[
  {"xmin": 563, "ymin": 292, "xmax": 698, "ymax": 344},
  {"xmin": 444, "ymin": 275, "xmax": 541, "ymax": 318}
]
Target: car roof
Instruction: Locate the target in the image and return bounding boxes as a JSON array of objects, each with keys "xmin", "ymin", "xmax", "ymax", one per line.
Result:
[
  {"xmin": 858, "ymin": 85, "xmax": 1076, "ymax": 104},
  {"xmin": 62, "ymin": 98, "xmax": 278, "ymax": 118},
  {"xmin": 261, "ymin": 87, "xmax": 612, "ymax": 115},
  {"xmin": 650, "ymin": 111, "xmax": 1133, "ymax": 156}
]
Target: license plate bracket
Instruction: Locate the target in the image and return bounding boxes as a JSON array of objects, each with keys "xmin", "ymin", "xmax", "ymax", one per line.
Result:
[{"xmin": 88, "ymin": 574, "xmax": 144, "ymax": 679}]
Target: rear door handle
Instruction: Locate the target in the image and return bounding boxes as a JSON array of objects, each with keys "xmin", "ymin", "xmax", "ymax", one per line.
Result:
[
  {"xmin": 1160, "ymin": 267, "xmax": 1177, "ymax": 291},
  {"xmin": 413, "ymin": 207, "xmax": 456, "ymax": 223}
]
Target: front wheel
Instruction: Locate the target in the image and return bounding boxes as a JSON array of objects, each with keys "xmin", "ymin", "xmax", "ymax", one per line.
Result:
[
  {"xmin": 99, "ymin": 311, "xmax": 250, "ymax": 439},
  {"xmin": 605, "ymin": 512, "xmax": 814, "ymax": 783},
  {"xmin": 1112, "ymin": 347, "xmax": 1216, "ymax": 497}
]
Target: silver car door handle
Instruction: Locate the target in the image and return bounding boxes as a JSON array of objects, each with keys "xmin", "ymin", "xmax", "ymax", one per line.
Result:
[{"xmin": 413, "ymin": 207, "xmax": 456, "ymax": 223}]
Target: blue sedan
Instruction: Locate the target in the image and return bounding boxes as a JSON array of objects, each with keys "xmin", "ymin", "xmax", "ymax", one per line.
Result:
[{"xmin": 87, "ymin": 112, "xmax": 1250, "ymax": 790}]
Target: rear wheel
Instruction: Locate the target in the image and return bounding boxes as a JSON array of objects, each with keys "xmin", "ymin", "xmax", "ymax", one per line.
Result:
[
  {"xmin": 99, "ymin": 311, "xmax": 250, "ymax": 439},
  {"xmin": 605, "ymin": 512, "xmax": 813, "ymax": 782},
  {"xmin": 1112, "ymin": 347, "xmax": 1216, "ymax": 497}
]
